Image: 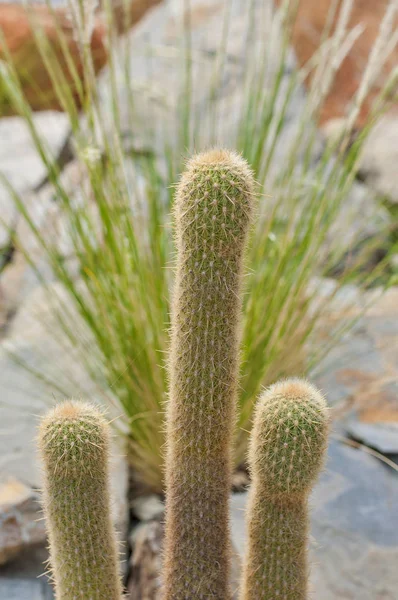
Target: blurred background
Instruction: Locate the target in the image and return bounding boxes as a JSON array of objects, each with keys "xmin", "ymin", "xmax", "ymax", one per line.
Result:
[{"xmin": 0, "ymin": 0, "xmax": 397, "ymax": 598}]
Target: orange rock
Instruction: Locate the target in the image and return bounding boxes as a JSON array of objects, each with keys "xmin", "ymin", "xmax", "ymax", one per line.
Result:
[
  {"xmin": 0, "ymin": 477, "xmax": 46, "ymax": 565},
  {"xmin": 0, "ymin": 0, "xmax": 162, "ymax": 115},
  {"xmin": 275, "ymin": 0, "xmax": 398, "ymax": 125},
  {"xmin": 0, "ymin": 4, "xmax": 107, "ymax": 114}
]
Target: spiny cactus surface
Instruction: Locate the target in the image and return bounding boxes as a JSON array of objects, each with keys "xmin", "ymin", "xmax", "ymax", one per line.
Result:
[
  {"xmin": 241, "ymin": 379, "xmax": 329, "ymax": 600},
  {"xmin": 163, "ymin": 149, "xmax": 255, "ymax": 599},
  {"xmin": 38, "ymin": 401, "xmax": 122, "ymax": 600}
]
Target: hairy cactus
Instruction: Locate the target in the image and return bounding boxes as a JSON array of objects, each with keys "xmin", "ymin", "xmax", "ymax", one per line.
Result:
[
  {"xmin": 241, "ymin": 379, "xmax": 329, "ymax": 600},
  {"xmin": 38, "ymin": 401, "xmax": 123, "ymax": 600},
  {"xmin": 163, "ymin": 149, "xmax": 255, "ymax": 599}
]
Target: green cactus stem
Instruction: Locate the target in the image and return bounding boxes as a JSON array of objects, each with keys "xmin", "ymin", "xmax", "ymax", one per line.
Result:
[
  {"xmin": 163, "ymin": 149, "xmax": 255, "ymax": 599},
  {"xmin": 241, "ymin": 379, "xmax": 329, "ymax": 600},
  {"xmin": 38, "ymin": 400, "xmax": 123, "ymax": 600}
]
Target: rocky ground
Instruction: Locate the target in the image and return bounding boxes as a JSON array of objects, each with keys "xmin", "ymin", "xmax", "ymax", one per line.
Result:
[{"xmin": 0, "ymin": 1, "xmax": 397, "ymax": 598}]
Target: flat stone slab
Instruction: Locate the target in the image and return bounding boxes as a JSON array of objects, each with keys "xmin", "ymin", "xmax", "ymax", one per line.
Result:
[
  {"xmin": 347, "ymin": 421, "xmax": 398, "ymax": 455},
  {"xmin": 0, "ymin": 113, "xmax": 68, "ymax": 247},
  {"xmin": 231, "ymin": 439, "xmax": 398, "ymax": 599},
  {"xmin": 314, "ymin": 286, "xmax": 398, "ymax": 424},
  {"xmin": 0, "ymin": 578, "xmax": 51, "ymax": 600},
  {"xmin": 0, "ymin": 546, "xmax": 53, "ymax": 599}
]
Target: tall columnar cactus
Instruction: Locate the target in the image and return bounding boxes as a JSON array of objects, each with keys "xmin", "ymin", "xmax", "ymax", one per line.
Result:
[
  {"xmin": 163, "ymin": 149, "xmax": 255, "ymax": 599},
  {"xmin": 38, "ymin": 401, "xmax": 123, "ymax": 600},
  {"xmin": 241, "ymin": 379, "xmax": 329, "ymax": 600}
]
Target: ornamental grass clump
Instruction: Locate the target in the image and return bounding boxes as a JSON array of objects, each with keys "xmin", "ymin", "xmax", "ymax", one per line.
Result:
[
  {"xmin": 240, "ymin": 378, "xmax": 329, "ymax": 600},
  {"xmin": 163, "ymin": 149, "xmax": 255, "ymax": 599},
  {"xmin": 38, "ymin": 400, "xmax": 123, "ymax": 600}
]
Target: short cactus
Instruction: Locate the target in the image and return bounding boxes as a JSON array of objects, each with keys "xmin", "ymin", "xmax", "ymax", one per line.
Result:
[
  {"xmin": 240, "ymin": 379, "xmax": 329, "ymax": 600},
  {"xmin": 163, "ymin": 149, "xmax": 255, "ymax": 599},
  {"xmin": 38, "ymin": 401, "xmax": 123, "ymax": 600}
]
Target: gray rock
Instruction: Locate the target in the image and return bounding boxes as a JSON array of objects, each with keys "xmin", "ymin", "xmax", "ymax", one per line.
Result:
[
  {"xmin": 357, "ymin": 113, "xmax": 398, "ymax": 204},
  {"xmin": 313, "ymin": 286, "xmax": 398, "ymax": 423},
  {"xmin": 347, "ymin": 422, "xmax": 398, "ymax": 455},
  {"xmin": 0, "ymin": 160, "xmax": 87, "ymax": 337},
  {"xmin": 130, "ymin": 494, "xmax": 165, "ymax": 522},
  {"xmin": 0, "ymin": 546, "xmax": 53, "ymax": 599},
  {"xmin": 231, "ymin": 439, "xmax": 398, "ymax": 599},
  {"xmin": 323, "ymin": 113, "xmax": 398, "ymax": 205},
  {"xmin": 0, "ymin": 578, "xmax": 50, "ymax": 600},
  {"xmin": 329, "ymin": 179, "xmax": 391, "ymax": 248},
  {"xmin": 0, "ymin": 113, "xmax": 69, "ymax": 248}
]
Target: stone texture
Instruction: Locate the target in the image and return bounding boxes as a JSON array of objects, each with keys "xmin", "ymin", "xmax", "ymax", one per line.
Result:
[
  {"xmin": 0, "ymin": 113, "xmax": 69, "ymax": 191},
  {"xmin": 323, "ymin": 114, "xmax": 398, "ymax": 206},
  {"xmin": 327, "ymin": 178, "xmax": 391, "ymax": 250},
  {"xmin": 0, "ymin": 546, "xmax": 53, "ymax": 599},
  {"xmin": 128, "ymin": 519, "xmax": 163, "ymax": 600},
  {"xmin": 347, "ymin": 422, "xmax": 398, "ymax": 455},
  {"xmin": 0, "ymin": 478, "xmax": 46, "ymax": 565},
  {"xmin": 0, "ymin": 1, "xmax": 163, "ymax": 115},
  {"xmin": 0, "ymin": 578, "xmax": 51, "ymax": 600},
  {"xmin": 357, "ymin": 114, "xmax": 398, "ymax": 205},
  {"xmin": 0, "ymin": 159, "xmax": 85, "ymax": 338},
  {"xmin": 130, "ymin": 494, "xmax": 164, "ymax": 522},
  {"xmin": 314, "ymin": 286, "xmax": 398, "ymax": 424},
  {"xmin": 0, "ymin": 3, "xmax": 107, "ymax": 115},
  {"xmin": 231, "ymin": 439, "xmax": 398, "ymax": 599},
  {"xmin": 0, "ymin": 112, "xmax": 69, "ymax": 249}
]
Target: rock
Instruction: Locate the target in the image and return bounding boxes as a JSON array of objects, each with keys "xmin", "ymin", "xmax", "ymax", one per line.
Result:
[
  {"xmin": 0, "ymin": 546, "xmax": 53, "ymax": 599},
  {"xmin": 231, "ymin": 439, "xmax": 398, "ymax": 599},
  {"xmin": 323, "ymin": 114, "xmax": 398, "ymax": 205},
  {"xmin": 0, "ymin": 112, "xmax": 69, "ymax": 250},
  {"xmin": 357, "ymin": 114, "xmax": 398, "ymax": 205},
  {"xmin": 128, "ymin": 519, "xmax": 163, "ymax": 600},
  {"xmin": 314, "ymin": 286, "xmax": 398, "ymax": 424},
  {"xmin": 0, "ymin": 3, "xmax": 107, "ymax": 115},
  {"xmin": 0, "ymin": 113, "xmax": 69, "ymax": 191},
  {"xmin": 0, "ymin": 477, "xmax": 46, "ymax": 565},
  {"xmin": 0, "ymin": 283, "xmax": 129, "ymax": 559},
  {"xmin": 327, "ymin": 179, "xmax": 391, "ymax": 251},
  {"xmin": 0, "ymin": 160, "xmax": 86, "ymax": 337},
  {"xmin": 130, "ymin": 494, "xmax": 165, "ymax": 522},
  {"xmin": 346, "ymin": 422, "xmax": 398, "ymax": 456},
  {"xmin": 0, "ymin": 578, "xmax": 50, "ymax": 600},
  {"xmin": 231, "ymin": 468, "xmax": 250, "ymax": 493},
  {"xmin": 0, "ymin": 1, "xmax": 163, "ymax": 115}
]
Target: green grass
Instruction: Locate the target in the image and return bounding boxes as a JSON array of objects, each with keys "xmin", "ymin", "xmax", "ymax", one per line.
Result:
[{"xmin": 0, "ymin": 0, "xmax": 397, "ymax": 491}]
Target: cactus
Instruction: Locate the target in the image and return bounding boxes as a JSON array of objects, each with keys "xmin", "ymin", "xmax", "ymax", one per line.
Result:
[
  {"xmin": 240, "ymin": 379, "xmax": 329, "ymax": 600},
  {"xmin": 38, "ymin": 400, "xmax": 123, "ymax": 600},
  {"xmin": 163, "ymin": 149, "xmax": 255, "ymax": 599}
]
